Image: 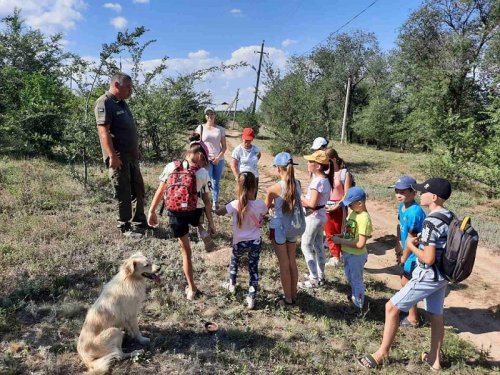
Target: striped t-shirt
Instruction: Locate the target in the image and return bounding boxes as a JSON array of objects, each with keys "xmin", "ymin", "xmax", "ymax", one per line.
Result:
[{"xmin": 419, "ymin": 208, "xmax": 453, "ymax": 264}]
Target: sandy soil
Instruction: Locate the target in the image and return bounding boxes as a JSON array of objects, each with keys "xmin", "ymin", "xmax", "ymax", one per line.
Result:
[{"xmin": 219, "ymin": 130, "xmax": 500, "ymax": 362}]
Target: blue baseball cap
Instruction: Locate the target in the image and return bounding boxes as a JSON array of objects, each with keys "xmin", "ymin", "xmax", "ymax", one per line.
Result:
[
  {"xmin": 339, "ymin": 186, "xmax": 366, "ymax": 207},
  {"xmin": 389, "ymin": 175, "xmax": 417, "ymax": 190},
  {"xmin": 273, "ymin": 152, "xmax": 298, "ymax": 167}
]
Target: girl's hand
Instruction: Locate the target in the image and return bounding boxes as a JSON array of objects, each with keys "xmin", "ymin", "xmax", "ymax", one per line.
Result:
[
  {"xmin": 147, "ymin": 211, "xmax": 159, "ymax": 228},
  {"xmin": 325, "ymin": 204, "xmax": 338, "ymax": 213},
  {"xmin": 208, "ymin": 224, "xmax": 216, "ymax": 236},
  {"xmin": 300, "ymin": 196, "xmax": 307, "ymax": 207},
  {"xmin": 211, "ymin": 156, "xmax": 219, "ymax": 165},
  {"xmin": 332, "ymin": 236, "xmax": 342, "ymax": 245}
]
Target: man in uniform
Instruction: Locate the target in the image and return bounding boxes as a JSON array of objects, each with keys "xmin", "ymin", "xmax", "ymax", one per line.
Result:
[{"xmin": 95, "ymin": 72, "xmax": 149, "ymax": 237}]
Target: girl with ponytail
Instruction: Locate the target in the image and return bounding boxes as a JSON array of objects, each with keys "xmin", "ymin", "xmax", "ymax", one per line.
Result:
[
  {"xmin": 265, "ymin": 152, "xmax": 302, "ymax": 306},
  {"xmin": 215, "ymin": 171, "xmax": 268, "ymax": 310},
  {"xmin": 324, "ymin": 148, "xmax": 351, "ymax": 267}
]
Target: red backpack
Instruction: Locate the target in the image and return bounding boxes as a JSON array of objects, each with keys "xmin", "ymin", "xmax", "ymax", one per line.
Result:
[{"xmin": 164, "ymin": 160, "xmax": 200, "ymax": 212}]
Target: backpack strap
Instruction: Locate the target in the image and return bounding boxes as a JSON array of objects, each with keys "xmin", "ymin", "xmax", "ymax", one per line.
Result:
[
  {"xmin": 340, "ymin": 169, "xmax": 347, "ymax": 186},
  {"xmin": 429, "ymin": 212, "xmax": 453, "ymax": 228}
]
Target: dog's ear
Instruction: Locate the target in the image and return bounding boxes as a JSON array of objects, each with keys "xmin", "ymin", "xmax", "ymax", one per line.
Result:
[{"xmin": 122, "ymin": 259, "xmax": 136, "ymax": 277}]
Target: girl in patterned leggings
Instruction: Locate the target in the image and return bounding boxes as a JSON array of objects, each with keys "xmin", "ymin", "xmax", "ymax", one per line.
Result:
[{"xmin": 215, "ymin": 172, "xmax": 268, "ymax": 309}]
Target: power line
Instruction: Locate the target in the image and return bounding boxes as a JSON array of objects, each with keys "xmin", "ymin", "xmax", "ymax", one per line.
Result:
[{"xmin": 299, "ymin": 0, "xmax": 380, "ymax": 57}]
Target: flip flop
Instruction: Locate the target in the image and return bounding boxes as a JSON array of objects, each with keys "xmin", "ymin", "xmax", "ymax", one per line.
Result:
[
  {"xmin": 421, "ymin": 352, "xmax": 440, "ymax": 372},
  {"xmin": 358, "ymin": 353, "xmax": 382, "ymax": 369}
]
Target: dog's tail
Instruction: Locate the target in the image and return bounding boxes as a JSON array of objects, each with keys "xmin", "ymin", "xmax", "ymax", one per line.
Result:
[{"xmin": 87, "ymin": 352, "xmax": 121, "ymax": 375}]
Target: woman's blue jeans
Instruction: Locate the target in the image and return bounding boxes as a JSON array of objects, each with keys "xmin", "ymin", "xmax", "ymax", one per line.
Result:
[{"xmin": 208, "ymin": 159, "xmax": 225, "ymax": 205}]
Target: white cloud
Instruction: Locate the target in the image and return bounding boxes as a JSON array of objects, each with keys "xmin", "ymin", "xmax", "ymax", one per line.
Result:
[
  {"xmin": 82, "ymin": 44, "xmax": 289, "ymax": 108},
  {"xmin": 133, "ymin": 0, "xmax": 149, "ymax": 3},
  {"xmin": 0, "ymin": 0, "xmax": 86, "ymax": 34},
  {"xmin": 282, "ymin": 38, "xmax": 297, "ymax": 48},
  {"xmin": 110, "ymin": 16, "xmax": 128, "ymax": 29},
  {"xmin": 103, "ymin": 3, "xmax": 122, "ymax": 13},
  {"xmin": 230, "ymin": 8, "xmax": 242, "ymax": 15},
  {"xmin": 188, "ymin": 50, "xmax": 210, "ymax": 59}
]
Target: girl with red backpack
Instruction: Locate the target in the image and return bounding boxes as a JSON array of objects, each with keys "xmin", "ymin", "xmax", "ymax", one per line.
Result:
[{"xmin": 147, "ymin": 141, "xmax": 216, "ymax": 300}]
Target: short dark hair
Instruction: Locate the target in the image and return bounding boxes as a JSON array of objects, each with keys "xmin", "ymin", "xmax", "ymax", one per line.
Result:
[{"xmin": 111, "ymin": 72, "xmax": 132, "ymax": 86}]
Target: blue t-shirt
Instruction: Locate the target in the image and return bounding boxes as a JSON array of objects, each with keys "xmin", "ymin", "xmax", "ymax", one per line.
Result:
[{"xmin": 398, "ymin": 201, "xmax": 426, "ymax": 273}]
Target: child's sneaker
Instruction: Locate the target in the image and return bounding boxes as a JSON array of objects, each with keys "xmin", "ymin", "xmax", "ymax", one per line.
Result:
[
  {"xmin": 326, "ymin": 257, "xmax": 340, "ymax": 267},
  {"xmin": 222, "ymin": 280, "xmax": 236, "ymax": 293},
  {"xmin": 246, "ymin": 296, "xmax": 256, "ymax": 310}
]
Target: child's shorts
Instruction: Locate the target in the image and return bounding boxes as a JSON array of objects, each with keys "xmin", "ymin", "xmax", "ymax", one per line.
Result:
[
  {"xmin": 391, "ymin": 266, "xmax": 448, "ymax": 315},
  {"xmin": 168, "ymin": 209, "xmax": 203, "ymax": 238},
  {"xmin": 269, "ymin": 227, "xmax": 297, "ymax": 245}
]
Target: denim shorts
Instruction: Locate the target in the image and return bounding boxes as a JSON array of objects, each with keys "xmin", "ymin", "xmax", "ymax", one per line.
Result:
[
  {"xmin": 268, "ymin": 219, "xmax": 297, "ymax": 245},
  {"xmin": 391, "ymin": 266, "xmax": 448, "ymax": 315}
]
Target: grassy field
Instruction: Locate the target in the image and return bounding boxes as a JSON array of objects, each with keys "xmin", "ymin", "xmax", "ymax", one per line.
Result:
[{"xmin": 0, "ymin": 155, "xmax": 497, "ymax": 374}]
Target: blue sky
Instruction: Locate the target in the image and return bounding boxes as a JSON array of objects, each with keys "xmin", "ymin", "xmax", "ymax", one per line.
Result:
[{"xmin": 1, "ymin": 0, "xmax": 423, "ymax": 107}]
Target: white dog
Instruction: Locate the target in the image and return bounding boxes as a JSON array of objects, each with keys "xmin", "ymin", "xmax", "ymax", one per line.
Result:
[{"xmin": 77, "ymin": 252, "xmax": 160, "ymax": 374}]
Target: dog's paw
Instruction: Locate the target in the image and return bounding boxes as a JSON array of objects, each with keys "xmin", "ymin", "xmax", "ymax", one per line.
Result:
[{"xmin": 137, "ymin": 336, "xmax": 150, "ymax": 345}]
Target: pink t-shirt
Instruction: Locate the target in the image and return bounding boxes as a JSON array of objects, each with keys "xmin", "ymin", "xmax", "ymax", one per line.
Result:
[
  {"xmin": 195, "ymin": 124, "xmax": 226, "ymax": 159},
  {"xmin": 226, "ymin": 199, "xmax": 268, "ymax": 245},
  {"xmin": 329, "ymin": 170, "xmax": 344, "ymax": 201}
]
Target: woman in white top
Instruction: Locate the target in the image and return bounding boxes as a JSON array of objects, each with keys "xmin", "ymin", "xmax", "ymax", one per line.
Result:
[
  {"xmin": 195, "ymin": 107, "xmax": 227, "ymax": 209},
  {"xmin": 230, "ymin": 127, "xmax": 261, "ymax": 195}
]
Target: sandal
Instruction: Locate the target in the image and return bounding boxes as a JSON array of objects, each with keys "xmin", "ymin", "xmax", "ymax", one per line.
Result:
[
  {"xmin": 421, "ymin": 352, "xmax": 440, "ymax": 372},
  {"xmin": 358, "ymin": 353, "xmax": 383, "ymax": 369},
  {"xmin": 274, "ymin": 296, "xmax": 294, "ymax": 307}
]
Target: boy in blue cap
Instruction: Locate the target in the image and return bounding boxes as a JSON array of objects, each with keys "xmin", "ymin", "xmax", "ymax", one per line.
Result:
[
  {"xmin": 332, "ymin": 186, "xmax": 372, "ymax": 309},
  {"xmin": 391, "ymin": 176, "xmax": 426, "ymax": 327}
]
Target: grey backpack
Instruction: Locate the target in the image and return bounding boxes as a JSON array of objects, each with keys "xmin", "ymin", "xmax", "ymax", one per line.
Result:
[
  {"xmin": 282, "ymin": 183, "xmax": 306, "ymax": 238},
  {"xmin": 431, "ymin": 212, "xmax": 479, "ymax": 284}
]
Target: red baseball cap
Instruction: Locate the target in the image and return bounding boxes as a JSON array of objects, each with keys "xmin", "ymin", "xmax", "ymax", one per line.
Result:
[{"xmin": 242, "ymin": 128, "xmax": 255, "ymax": 141}]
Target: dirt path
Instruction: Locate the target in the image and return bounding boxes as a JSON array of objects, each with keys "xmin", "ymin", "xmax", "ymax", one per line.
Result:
[{"xmin": 223, "ymin": 130, "xmax": 500, "ymax": 362}]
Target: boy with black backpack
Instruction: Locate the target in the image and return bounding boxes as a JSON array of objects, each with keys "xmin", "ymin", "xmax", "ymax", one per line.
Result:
[{"xmin": 359, "ymin": 178, "xmax": 453, "ymax": 371}]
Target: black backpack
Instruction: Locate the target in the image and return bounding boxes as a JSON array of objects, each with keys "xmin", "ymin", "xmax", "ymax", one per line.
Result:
[{"xmin": 430, "ymin": 212, "xmax": 479, "ymax": 283}]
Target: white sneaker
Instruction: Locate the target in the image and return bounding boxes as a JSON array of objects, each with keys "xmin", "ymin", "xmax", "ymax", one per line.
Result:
[
  {"xmin": 246, "ymin": 296, "xmax": 256, "ymax": 310},
  {"xmin": 222, "ymin": 280, "xmax": 236, "ymax": 293},
  {"xmin": 326, "ymin": 257, "xmax": 340, "ymax": 267}
]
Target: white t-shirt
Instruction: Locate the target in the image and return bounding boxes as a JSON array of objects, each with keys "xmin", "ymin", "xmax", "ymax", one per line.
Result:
[
  {"xmin": 231, "ymin": 144, "xmax": 260, "ymax": 177},
  {"xmin": 195, "ymin": 124, "xmax": 226, "ymax": 159},
  {"xmin": 159, "ymin": 161, "xmax": 210, "ymax": 208},
  {"xmin": 226, "ymin": 199, "xmax": 268, "ymax": 244},
  {"xmin": 306, "ymin": 176, "xmax": 331, "ymax": 217}
]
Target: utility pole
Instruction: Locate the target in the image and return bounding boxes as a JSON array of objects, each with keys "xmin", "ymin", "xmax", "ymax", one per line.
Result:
[
  {"xmin": 252, "ymin": 40, "xmax": 267, "ymax": 114},
  {"xmin": 232, "ymin": 89, "xmax": 239, "ymax": 129},
  {"xmin": 341, "ymin": 76, "xmax": 351, "ymax": 144}
]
